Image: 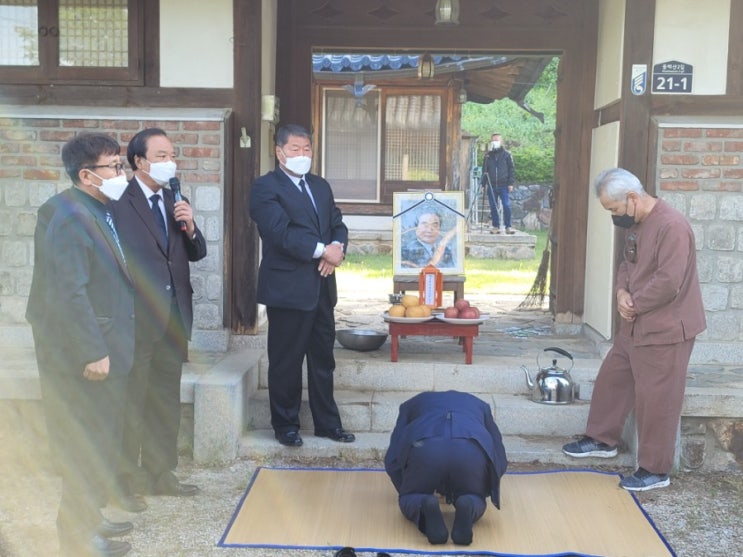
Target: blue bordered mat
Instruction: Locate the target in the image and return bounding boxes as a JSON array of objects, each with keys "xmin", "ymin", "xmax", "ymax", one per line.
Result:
[{"xmin": 219, "ymin": 467, "xmax": 675, "ymax": 556}]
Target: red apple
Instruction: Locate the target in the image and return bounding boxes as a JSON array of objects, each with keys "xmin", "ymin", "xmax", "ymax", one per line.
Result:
[
  {"xmin": 460, "ymin": 308, "xmax": 478, "ymax": 319},
  {"xmin": 469, "ymin": 307, "xmax": 481, "ymax": 318},
  {"xmin": 444, "ymin": 306, "xmax": 459, "ymax": 318},
  {"xmin": 454, "ymin": 299, "xmax": 470, "ymax": 311}
]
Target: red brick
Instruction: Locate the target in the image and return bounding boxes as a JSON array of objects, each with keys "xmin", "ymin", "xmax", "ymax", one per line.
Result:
[
  {"xmin": 168, "ymin": 133, "xmax": 200, "ymax": 145},
  {"xmin": 723, "ymin": 168, "xmax": 743, "ymax": 179},
  {"xmin": 659, "ymin": 168, "xmax": 678, "ymax": 179},
  {"xmin": 724, "ymin": 141, "xmax": 743, "ymax": 152},
  {"xmin": 202, "ymin": 134, "xmax": 222, "ymax": 145},
  {"xmin": 22, "ymin": 119, "xmax": 61, "ymax": 127},
  {"xmin": 22, "ymin": 143, "xmax": 60, "ymax": 154},
  {"xmin": 659, "ymin": 180, "xmax": 699, "ymax": 191},
  {"xmin": 663, "ymin": 128, "xmax": 703, "ymax": 138},
  {"xmin": 715, "ymin": 181, "xmax": 743, "ymax": 191},
  {"xmin": 176, "ymin": 160, "xmax": 199, "ymax": 171},
  {"xmin": 63, "ymin": 120, "xmax": 102, "ymax": 129},
  {"xmin": 0, "ymin": 130, "xmax": 37, "ymax": 141},
  {"xmin": 39, "ymin": 156, "xmax": 63, "ymax": 166},
  {"xmin": 141, "ymin": 121, "xmax": 180, "ymax": 131},
  {"xmin": 1, "ymin": 155, "xmax": 37, "ymax": 166},
  {"xmin": 660, "ymin": 154, "xmax": 699, "ymax": 165},
  {"xmin": 40, "ymin": 130, "xmax": 77, "ymax": 141},
  {"xmin": 683, "ymin": 141, "xmax": 722, "ymax": 152},
  {"xmin": 183, "ymin": 121, "xmax": 221, "ymax": 131},
  {"xmin": 180, "ymin": 172, "xmax": 221, "ymax": 183},
  {"xmin": 181, "ymin": 147, "xmax": 220, "ymax": 158},
  {"xmin": 706, "ymin": 129, "xmax": 743, "ymax": 138},
  {"xmin": 23, "ymin": 169, "xmax": 61, "ymax": 180},
  {"xmin": 661, "ymin": 140, "xmax": 681, "ymax": 152},
  {"xmin": 0, "ymin": 168, "xmax": 22, "ymax": 178},
  {"xmin": 101, "ymin": 120, "xmax": 141, "ymax": 130},
  {"xmin": 702, "ymin": 155, "xmax": 741, "ymax": 165},
  {"xmin": 681, "ymin": 168, "xmax": 721, "ymax": 179}
]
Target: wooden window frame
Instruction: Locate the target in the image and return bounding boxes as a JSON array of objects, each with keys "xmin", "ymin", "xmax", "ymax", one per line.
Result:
[{"xmin": 0, "ymin": 0, "xmax": 145, "ymax": 85}]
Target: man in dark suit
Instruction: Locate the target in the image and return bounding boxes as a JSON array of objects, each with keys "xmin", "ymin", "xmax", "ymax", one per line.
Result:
[
  {"xmin": 111, "ymin": 128, "xmax": 207, "ymax": 510},
  {"xmin": 249, "ymin": 123, "xmax": 354, "ymax": 447},
  {"xmin": 384, "ymin": 391, "xmax": 508, "ymax": 546},
  {"xmin": 26, "ymin": 133, "xmax": 135, "ymax": 557}
]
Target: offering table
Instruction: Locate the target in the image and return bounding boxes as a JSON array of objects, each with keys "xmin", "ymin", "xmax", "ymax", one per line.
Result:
[{"xmin": 387, "ymin": 320, "xmax": 480, "ymax": 364}]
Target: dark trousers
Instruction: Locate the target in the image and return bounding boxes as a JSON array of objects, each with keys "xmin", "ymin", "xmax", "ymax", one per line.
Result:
[
  {"xmin": 37, "ymin": 354, "xmax": 127, "ymax": 544},
  {"xmin": 121, "ymin": 300, "xmax": 186, "ymax": 484},
  {"xmin": 265, "ymin": 280, "xmax": 342, "ymax": 433},
  {"xmin": 486, "ymin": 184, "xmax": 512, "ymax": 228},
  {"xmin": 397, "ymin": 437, "xmax": 489, "ymax": 527}
]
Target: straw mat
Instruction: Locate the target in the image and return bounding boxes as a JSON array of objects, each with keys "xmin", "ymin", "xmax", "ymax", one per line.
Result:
[{"xmin": 219, "ymin": 467, "xmax": 674, "ymax": 556}]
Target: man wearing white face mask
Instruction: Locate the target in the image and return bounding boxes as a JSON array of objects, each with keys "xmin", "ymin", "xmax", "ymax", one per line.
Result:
[
  {"xmin": 250, "ymin": 124, "xmax": 354, "ymax": 447},
  {"xmin": 111, "ymin": 128, "xmax": 207, "ymax": 510},
  {"xmin": 26, "ymin": 133, "xmax": 136, "ymax": 557},
  {"xmin": 480, "ymin": 133, "xmax": 516, "ymax": 234}
]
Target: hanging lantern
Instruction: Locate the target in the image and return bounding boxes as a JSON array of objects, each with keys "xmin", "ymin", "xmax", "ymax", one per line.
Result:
[
  {"xmin": 417, "ymin": 53, "xmax": 435, "ymax": 80},
  {"xmin": 435, "ymin": 0, "xmax": 460, "ymax": 26}
]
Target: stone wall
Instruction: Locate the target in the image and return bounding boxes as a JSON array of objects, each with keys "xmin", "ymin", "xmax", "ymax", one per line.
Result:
[
  {"xmin": 0, "ymin": 107, "xmax": 230, "ymax": 351},
  {"xmin": 656, "ymin": 121, "xmax": 743, "ymax": 365}
]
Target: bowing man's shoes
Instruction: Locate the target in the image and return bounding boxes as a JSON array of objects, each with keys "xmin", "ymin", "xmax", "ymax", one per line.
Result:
[
  {"xmin": 314, "ymin": 428, "xmax": 356, "ymax": 443},
  {"xmin": 60, "ymin": 534, "xmax": 131, "ymax": 557},
  {"xmin": 275, "ymin": 430, "xmax": 304, "ymax": 447}
]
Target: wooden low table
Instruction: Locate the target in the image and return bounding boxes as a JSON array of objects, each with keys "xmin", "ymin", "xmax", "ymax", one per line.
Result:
[
  {"xmin": 388, "ymin": 320, "xmax": 480, "ymax": 364},
  {"xmin": 392, "ymin": 274, "xmax": 465, "ymax": 303}
]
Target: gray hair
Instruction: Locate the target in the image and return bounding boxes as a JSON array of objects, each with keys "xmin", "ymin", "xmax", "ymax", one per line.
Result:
[{"xmin": 593, "ymin": 168, "xmax": 646, "ymax": 200}]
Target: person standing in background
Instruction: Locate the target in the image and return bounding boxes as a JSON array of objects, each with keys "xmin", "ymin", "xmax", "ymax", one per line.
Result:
[
  {"xmin": 112, "ymin": 128, "xmax": 207, "ymax": 511},
  {"xmin": 562, "ymin": 167, "xmax": 706, "ymax": 491},
  {"xmin": 249, "ymin": 123, "xmax": 355, "ymax": 448},
  {"xmin": 26, "ymin": 132, "xmax": 135, "ymax": 557},
  {"xmin": 481, "ymin": 133, "xmax": 516, "ymax": 234}
]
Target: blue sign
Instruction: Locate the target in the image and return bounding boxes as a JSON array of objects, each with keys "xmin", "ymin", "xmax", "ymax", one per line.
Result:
[{"xmin": 652, "ymin": 61, "xmax": 693, "ymax": 93}]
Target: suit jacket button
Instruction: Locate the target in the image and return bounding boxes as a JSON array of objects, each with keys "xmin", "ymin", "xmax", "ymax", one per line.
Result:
[{"xmin": 165, "ymin": 285, "xmax": 172, "ymax": 291}]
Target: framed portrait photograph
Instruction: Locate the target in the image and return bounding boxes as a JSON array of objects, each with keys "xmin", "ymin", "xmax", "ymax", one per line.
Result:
[{"xmin": 393, "ymin": 191, "xmax": 466, "ymax": 275}]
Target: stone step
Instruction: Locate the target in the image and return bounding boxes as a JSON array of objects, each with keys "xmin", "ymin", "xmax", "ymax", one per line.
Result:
[
  {"xmin": 245, "ymin": 389, "xmax": 592, "ymax": 438},
  {"xmin": 238, "ymin": 430, "xmax": 636, "ymax": 468},
  {"xmin": 258, "ymin": 353, "xmax": 604, "ymax": 398}
]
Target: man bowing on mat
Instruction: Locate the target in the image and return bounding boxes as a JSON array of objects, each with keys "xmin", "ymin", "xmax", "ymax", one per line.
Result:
[{"xmin": 384, "ymin": 390, "xmax": 508, "ymax": 546}]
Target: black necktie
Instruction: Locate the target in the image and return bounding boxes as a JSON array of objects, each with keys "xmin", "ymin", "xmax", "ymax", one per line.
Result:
[
  {"xmin": 298, "ymin": 179, "xmax": 317, "ymax": 214},
  {"xmin": 105, "ymin": 210, "xmax": 126, "ymax": 262},
  {"xmin": 150, "ymin": 194, "xmax": 168, "ymax": 247}
]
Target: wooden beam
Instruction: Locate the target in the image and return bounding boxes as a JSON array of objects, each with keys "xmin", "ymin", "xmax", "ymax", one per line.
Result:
[
  {"xmin": 229, "ymin": 0, "xmax": 262, "ymax": 333},
  {"xmin": 728, "ymin": 0, "xmax": 743, "ymax": 95}
]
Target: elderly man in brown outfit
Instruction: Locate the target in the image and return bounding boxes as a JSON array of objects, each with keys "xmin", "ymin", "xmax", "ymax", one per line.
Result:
[{"xmin": 563, "ymin": 167, "xmax": 706, "ymax": 491}]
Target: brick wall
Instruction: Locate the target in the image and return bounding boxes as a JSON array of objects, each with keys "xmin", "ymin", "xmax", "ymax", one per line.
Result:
[
  {"xmin": 656, "ymin": 123, "xmax": 743, "ymax": 365},
  {"xmin": 0, "ymin": 107, "xmax": 230, "ymax": 352}
]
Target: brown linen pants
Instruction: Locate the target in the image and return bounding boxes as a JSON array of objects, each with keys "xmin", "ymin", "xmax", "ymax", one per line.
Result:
[{"xmin": 586, "ymin": 328, "xmax": 695, "ymax": 474}]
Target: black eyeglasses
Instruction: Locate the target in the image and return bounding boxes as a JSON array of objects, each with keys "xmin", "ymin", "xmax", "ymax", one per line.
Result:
[
  {"xmin": 624, "ymin": 233, "xmax": 637, "ymax": 263},
  {"xmin": 86, "ymin": 163, "xmax": 126, "ymax": 174}
]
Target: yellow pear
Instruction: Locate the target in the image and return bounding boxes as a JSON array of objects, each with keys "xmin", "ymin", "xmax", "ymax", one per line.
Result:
[
  {"xmin": 401, "ymin": 294, "xmax": 420, "ymax": 307},
  {"xmin": 388, "ymin": 305, "xmax": 406, "ymax": 317}
]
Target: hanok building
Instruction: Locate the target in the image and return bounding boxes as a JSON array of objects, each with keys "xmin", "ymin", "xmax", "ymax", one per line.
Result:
[{"xmin": 1, "ymin": 0, "xmax": 742, "ymax": 460}]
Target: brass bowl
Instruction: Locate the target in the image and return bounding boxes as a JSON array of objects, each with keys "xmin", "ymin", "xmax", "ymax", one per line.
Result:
[{"xmin": 336, "ymin": 329, "xmax": 388, "ymax": 351}]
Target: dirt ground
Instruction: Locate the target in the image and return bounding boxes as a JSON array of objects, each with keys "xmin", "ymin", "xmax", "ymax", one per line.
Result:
[{"xmin": 1, "ymin": 426, "xmax": 742, "ymax": 557}]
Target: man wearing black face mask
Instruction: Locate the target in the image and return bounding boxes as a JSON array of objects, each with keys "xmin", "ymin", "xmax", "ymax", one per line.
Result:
[{"xmin": 562, "ymin": 168, "xmax": 706, "ymax": 492}]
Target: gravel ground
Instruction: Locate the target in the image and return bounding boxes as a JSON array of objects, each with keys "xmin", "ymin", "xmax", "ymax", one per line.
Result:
[{"xmin": 2, "ymin": 428, "xmax": 742, "ymax": 557}]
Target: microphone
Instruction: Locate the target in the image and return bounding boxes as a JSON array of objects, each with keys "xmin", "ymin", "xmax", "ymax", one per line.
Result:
[{"xmin": 169, "ymin": 177, "xmax": 188, "ymax": 231}]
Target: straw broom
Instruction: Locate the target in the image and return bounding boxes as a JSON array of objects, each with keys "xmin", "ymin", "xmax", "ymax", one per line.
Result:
[{"xmin": 517, "ymin": 237, "xmax": 550, "ymax": 310}]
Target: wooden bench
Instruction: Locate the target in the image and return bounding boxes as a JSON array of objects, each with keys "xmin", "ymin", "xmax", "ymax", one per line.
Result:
[
  {"xmin": 387, "ymin": 320, "xmax": 480, "ymax": 364},
  {"xmin": 392, "ymin": 274, "xmax": 466, "ymax": 303}
]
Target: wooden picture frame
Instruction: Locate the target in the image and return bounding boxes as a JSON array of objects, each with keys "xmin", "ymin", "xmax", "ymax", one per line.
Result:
[{"xmin": 392, "ymin": 191, "xmax": 465, "ymax": 275}]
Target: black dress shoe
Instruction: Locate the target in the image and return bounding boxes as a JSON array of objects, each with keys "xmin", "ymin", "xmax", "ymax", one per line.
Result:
[
  {"xmin": 334, "ymin": 548, "xmax": 357, "ymax": 557},
  {"xmin": 112, "ymin": 493, "xmax": 148, "ymax": 513},
  {"xmin": 275, "ymin": 430, "xmax": 303, "ymax": 447},
  {"xmin": 60, "ymin": 534, "xmax": 131, "ymax": 557},
  {"xmin": 98, "ymin": 518, "xmax": 134, "ymax": 538},
  {"xmin": 151, "ymin": 471, "xmax": 200, "ymax": 497},
  {"xmin": 315, "ymin": 428, "xmax": 356, "ymax": 443}
]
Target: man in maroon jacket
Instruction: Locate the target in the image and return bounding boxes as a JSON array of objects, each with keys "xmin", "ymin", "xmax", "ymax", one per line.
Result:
[{"xmin": 563, "ymin": 167, "xmax": 706, "ymax": 491}]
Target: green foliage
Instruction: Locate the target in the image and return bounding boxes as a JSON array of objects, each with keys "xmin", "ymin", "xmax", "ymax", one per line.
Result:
[{"xmin": 462, "ymin": 57, "xmax": 558, "ymax": 184}]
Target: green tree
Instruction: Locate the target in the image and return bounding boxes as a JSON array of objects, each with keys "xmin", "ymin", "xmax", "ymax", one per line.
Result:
[{"xmin": 462, "ymin": 57, "xmax": 558, "ymax": 184}]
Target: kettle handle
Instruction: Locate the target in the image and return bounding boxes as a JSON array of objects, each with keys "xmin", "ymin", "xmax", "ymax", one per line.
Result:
[{"xmin": 544, "ymin": 346, "xmax": 573, "ymax": 362}]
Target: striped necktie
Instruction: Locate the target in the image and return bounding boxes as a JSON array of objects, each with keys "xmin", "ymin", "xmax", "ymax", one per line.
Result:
[{"xmin": 105, "ymin": 211, "xmax": 126, "ymax": 262}]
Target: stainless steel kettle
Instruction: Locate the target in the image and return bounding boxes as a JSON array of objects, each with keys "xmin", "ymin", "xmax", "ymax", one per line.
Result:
[{"xmin": 521, "ymin": 346, "xmax": 576, "ymax": 404}]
